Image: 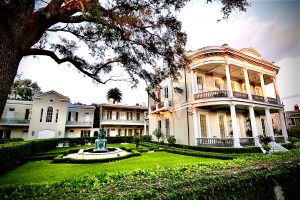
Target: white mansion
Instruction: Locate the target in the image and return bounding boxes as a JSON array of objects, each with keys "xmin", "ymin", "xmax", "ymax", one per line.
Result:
[
  {"xmin": 148, "ymin": 44, "xmax": 288, "ymax": 147},
  {"xmin": 0, "ymin": 91, "xmax": 148, "ymax": 140}
]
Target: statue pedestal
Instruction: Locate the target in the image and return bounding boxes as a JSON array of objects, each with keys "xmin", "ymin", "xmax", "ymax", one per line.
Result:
[{"xmin": 95, "ymin": 138, "xmax": 108, "ymax": 152}]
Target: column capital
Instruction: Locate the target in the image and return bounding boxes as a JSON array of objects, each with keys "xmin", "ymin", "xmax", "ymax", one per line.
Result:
[{"xmin": 248, "ymin": 105, "xmax": 255, "ymax": 109}]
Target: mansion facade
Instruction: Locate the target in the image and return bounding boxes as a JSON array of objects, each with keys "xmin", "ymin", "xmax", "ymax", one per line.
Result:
[
  {"xmin": 148, "ymin": 44, "xmax": 288, "ymax": 147},
  {"xmin": 0, "ymin": 91, "xmax": 148, "ymax": 140}
]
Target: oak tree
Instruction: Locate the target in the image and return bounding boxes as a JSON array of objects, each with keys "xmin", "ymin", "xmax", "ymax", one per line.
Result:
[{"xmin": 0, "ymin": 0, "xmax": 250, "ymax": 116}]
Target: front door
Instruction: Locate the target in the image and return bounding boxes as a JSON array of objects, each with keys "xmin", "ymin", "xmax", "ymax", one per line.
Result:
[
  {"xmin": 261, "ymin": 118, "xmax": 267, "ymax": 136},
  {"xmin": 199, "ymin": 114, "xmax": 207, "ymax": 138}
]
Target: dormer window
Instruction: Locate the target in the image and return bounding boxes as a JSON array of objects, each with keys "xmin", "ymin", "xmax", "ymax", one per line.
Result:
[{"xmin": 48, "ymin": 99, "xmax": 54, "ymax": 103}]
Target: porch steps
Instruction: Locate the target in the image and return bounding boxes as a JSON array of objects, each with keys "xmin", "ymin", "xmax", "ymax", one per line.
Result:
[{"xmin": 269, "ymin": 142, "xmax": 289, "ymax": 153}]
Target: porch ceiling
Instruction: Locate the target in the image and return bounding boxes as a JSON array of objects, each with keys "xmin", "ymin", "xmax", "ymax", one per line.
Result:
[
  {"xmin": 194, "ymin": 63, "xmax": 273, "ymax": 85},
  {"xmin": 196, "ymin": 104, "xmax": 279, "ymax": 115}
]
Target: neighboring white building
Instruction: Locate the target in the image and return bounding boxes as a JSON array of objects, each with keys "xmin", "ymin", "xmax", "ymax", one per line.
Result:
[
  {"xmin": 100, "ymin": 103, "xmax": 148, "ymax": 136},
  {"xmin": 0, "ymin": 90, "xmax": 96, "ymax": 140},
  {"xmin": 149, "ymin": 44, "xmax": 288, "ymax": 147}
]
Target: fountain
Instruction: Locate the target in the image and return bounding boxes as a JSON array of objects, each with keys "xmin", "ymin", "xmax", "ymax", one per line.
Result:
[{"xmin": 63, "ymin": 129, "xmax": 129, "ymax": 160}]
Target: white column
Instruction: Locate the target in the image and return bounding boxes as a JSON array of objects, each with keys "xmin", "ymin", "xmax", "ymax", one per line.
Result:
[
  {"xmin": 144, "ymin": 120, "xmax": 147, "ymax": 135},
  {"xmin": 279, "ymin": 110, "xmax": 288, "ymax": 143},
  {"xmin": 190, "ymin": 70, "xmax": 196, "ymax": 94},
  {"xmin": 272, "ymin": 77, "xmax": 281, "ymax": 104},
  {"xmin": 259, "ymin": 73, "xmax": 267, "ymax": 102},
  {"xmin": 243, "ymin": 68, "xmax": 252, "ymax": 100},
  {"xmin": 225, "ymin": 63, "xmax": 233, "ymax": 97},
  {"xmin": 230, "ymin": 104, "xmax": 242, "ymax": 147},
  {"xmin": 249, "ymin": 106, "xmax": 259, "ymax": 146},
  {"xmin": 265, "ymin": 108, "xmax": 275, "ymax": 140},
  {"xmin": 193, "ymin": 109, "xmax": 200, "ymax": 146}
]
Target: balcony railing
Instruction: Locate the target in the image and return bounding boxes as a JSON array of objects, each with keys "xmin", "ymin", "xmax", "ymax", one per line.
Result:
[
  {"xmin": 267, "ymin": 97, "xmax": 279, "ymax": 104},
  {"xmin": 252, "ymin": 94, "xmax": 264, "ymax": 102},
  {"xmin": 194, "ymin": 90, "xmax": 228, "ymax": 100},
  {"xmin": 196, "ymin": 137, "xmax": 233, "ymax": 147},
  {"xmin": 66, "ymin": 121, "xmax": 93, "ymax": 126},
  {"xmin": 151, "ymin": 100, "xmax": 172, "ymax": 112},
  {"xmin": 233, "ymin": 91, "xmax": 248, "ymax": 99},
  {"xmin": 0, "ymin": 118, "xmax": 30, "ymax": 125}
]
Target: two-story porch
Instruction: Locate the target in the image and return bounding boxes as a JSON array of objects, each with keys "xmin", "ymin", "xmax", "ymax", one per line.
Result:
[{"xmin": 189, "ymin": 46, "xmax": 288, "ymax": 147}]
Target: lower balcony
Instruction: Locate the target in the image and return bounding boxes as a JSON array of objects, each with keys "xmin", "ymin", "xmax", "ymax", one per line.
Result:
[
  {"xmin": 0, "ymin": 118, "xmax": 30, "ymax": 126},
  {"xmin": 66, "ymin": 121, "xmax": 93, "ymax": 127},
  {"xmin": 196, "ymin": 136, "xmax": 286, "ymax": 147}
]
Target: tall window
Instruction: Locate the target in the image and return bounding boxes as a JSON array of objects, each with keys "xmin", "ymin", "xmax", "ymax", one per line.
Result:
[
  {"xmin": 215, "ymin": 79, "xmax": 221, "ymax": 90},
  {"xmin": 199, "ymin": 115, "xmax": 207, "ymax": 138},
  {"xmin": 25, "ymin": 109, "xmax": 31, "ymax": 120},
  {"xmin": 46, "ymin": 107, "xmax": 53, "ymax": 123},
  {"xmin": 68, "ymin": 112, "xmax": 71, "ymax": 121},
  {"xmin": 158, "ymin": 120, "xmax": 162, "ymax": 129},
  {"xmin": 218, "ymin": 115, "xmax": 225, "ymax": 138},
  {"xmin": 164, "ymin": 87, "xmax": 169, "ymax": 98},
  {"xmin": 127, "ymin": 112, "xmax": 133, "ymax": 120},
  {"xmin": 116, "ymin": 111, "xmax": 119, "ymax": 120},
  {"xmin": 107, "ymin": 110, "xmax": 112, "ymax": 119},
  {"xmin": 40, "ymin": 108, "xmax": 43, "ymax": 122},
  {"xmin": 136, "ymin": 113, "xmax": 140, "ymax": 121},
  {"xmin": 128, "ymin": 129, "xmax": 133, "ymax": 136},
  {"xmin": 80, "ymin": 130, "xmax": 90, "ymax": 137},
  {"xmin": 55, "ymin": 109, "xmax": 59, "ymax": 123},
  {"xmin": 75, "ymin": 112, "xmax": 78, "ymax": 121},
  {"xmin": 165, "ymin": 119, "xmax": 170, "ymax": 137},
  {"xmin": 197, "ymin": 76, "xmax": 203, "ymax": 92}
]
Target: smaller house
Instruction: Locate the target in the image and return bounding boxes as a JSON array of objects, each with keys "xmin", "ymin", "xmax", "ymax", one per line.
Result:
[
  {"xmin": 285, "ymin": 104, "xmax": 300, "ymax": 129},
  {"xmin": 100, "ymin": 103, "xmax": 148, "ymax": 136}
]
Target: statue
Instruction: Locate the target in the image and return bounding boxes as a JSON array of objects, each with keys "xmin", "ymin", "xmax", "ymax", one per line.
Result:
[{"xmin": 95, "ymin": 129, "xmax": 108, "ymax": 151}]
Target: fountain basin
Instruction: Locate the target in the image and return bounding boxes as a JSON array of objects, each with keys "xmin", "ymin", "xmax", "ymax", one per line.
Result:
[{"xmin": 63, "ymin": 147, "xmax": 129, "ymax": 160}]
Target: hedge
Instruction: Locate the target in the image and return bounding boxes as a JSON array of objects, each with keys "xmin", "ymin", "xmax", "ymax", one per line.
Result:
[
  {"xmin": 143, "ymin": 142, "xmax": 262, "ymax": 154},
  {"xmin": 52, "ymin": 150, "xmax": 141, "ymax": 164},
  {"xmin": 58, "ymin": 136, "xmax": 134, "ymax": 145},
  {"xmin": 0, "ymin": 138, "xmax": 24, "ymax": 144},
  {"xmin": 0, "ymin": 138, "xmax": 60, "ymax": 168},
  {"xmin": 0, "ymin": 149, "xmax": 299, "ymax": 199}
]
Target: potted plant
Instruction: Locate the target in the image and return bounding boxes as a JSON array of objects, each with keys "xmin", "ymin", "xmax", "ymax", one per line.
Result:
[{"xmin": 258, "ymin": 135, "xmax": 272, "ymax": 153}]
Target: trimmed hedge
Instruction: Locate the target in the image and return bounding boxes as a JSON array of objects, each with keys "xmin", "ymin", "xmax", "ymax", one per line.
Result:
[
  {"xmin": 0, "ymin": 150, "xmax": 299, "ymax": 199},
  {"xmin": 52, "ymin": 151, "xmax": 141, "ymax": 164},
  {"xmin": 143, "ymin": 142, "xmax": 262, "ymax": 154},
  {"xmin": 59, "ymin": 136, "xmax": 134, "ymax": 145},
  {"xmin": 0, "ymin": 138, "xmax": 60, "ymax": 167},
  {"xmin": 0, "ymin": 138, "xmax": 24, "ymax": 144}
]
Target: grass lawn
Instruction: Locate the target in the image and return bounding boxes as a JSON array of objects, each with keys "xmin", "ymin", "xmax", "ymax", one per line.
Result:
[{"xmin": 0, "ymin": 152, "xmax": 222, "ymax": 185}]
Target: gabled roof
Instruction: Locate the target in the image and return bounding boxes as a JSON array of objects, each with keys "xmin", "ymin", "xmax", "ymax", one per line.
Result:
[{"xmin": 34, "ymin": 90, "xmax": 70, "ymax": 101}]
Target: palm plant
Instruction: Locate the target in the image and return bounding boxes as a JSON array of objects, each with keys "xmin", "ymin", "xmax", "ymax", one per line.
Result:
[{"xmin": 106, "ymin": 88, "xmax": 122, "ymax": 104}]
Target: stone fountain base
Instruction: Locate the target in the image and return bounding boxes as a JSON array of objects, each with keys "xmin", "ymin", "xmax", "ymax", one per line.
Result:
[{"xmin": 63, "ymin": 147, "xmax": 129, "ymax": 160}]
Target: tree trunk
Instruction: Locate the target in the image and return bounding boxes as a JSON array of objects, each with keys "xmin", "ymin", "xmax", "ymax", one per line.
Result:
[{"xmin": 0, "ymin": 36, "xmax": 22, "ymax": 118}]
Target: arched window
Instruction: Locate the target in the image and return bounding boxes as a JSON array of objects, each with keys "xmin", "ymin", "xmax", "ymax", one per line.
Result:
[{"xmin": 46, "ymin": 107, "xmax": 53, "ymax": 123}]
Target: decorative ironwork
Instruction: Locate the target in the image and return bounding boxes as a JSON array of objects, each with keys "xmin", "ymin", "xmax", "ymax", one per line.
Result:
[
  {"xmin": 196, "ymin": 138, "xmax": 233, "ymax": 147},
  {"xmin": 233, "ymin": 91, "xmax": 248, "ymax": 99},
  {"xmin": 252, "ymin": 94, "xmax": 264, "ymax": 102},
  {"xmin": 0, "ymin": 118, "xmax": 30, "ymax": 125},
  {"xmin": 194, "ymin": 90, "xmax": 228, "ymax": 100},
  {"xmin": 267, "ymin": 97, "xmax": 279, "ymax": 104},
  {"xmin": 66, "ymin": 121, "xmax": 93, "ymax": 126}
]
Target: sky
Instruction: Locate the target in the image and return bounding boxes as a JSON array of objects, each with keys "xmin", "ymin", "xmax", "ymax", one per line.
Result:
[{"xmin": 18, "ymin": 0, "xmax": 300, "ymax": 110}]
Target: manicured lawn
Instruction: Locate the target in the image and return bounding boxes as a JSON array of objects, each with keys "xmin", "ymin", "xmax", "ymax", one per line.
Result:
[{"xmin": 0, "ymin": 152, "xmax": 222, "ymax": 185}]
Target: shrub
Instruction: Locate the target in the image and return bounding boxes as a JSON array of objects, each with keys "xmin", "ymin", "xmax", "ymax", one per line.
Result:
[
  {"xmin": 0, "ymin": 138, "xmax": 24, "ymax": 144},
  {"xmin": 167, "ymin": 135, "xmax": 176, "ymax": 145},
  {"xmin": 141, "ymin": 135, "xmax": 152, "ymax": 142},
  {"xmin": 0, "ymin": 138, "xmax": 60, "ymax": 171},
  {"xmin": 133, "ymin": 134, "xmax": 141, "ymax": 149},
  {"xmin": 288, "ymin": 127, "xmax": 300, "ymax": 139},
  {"xmin": 153, "ymin": 128, "xmax": 163, "ymax": 143}
]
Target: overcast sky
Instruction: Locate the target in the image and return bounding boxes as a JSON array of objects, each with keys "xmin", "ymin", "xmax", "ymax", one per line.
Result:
[{"xmin": 18, "ymin": 0, "xmax": 299, "ymax": 110}]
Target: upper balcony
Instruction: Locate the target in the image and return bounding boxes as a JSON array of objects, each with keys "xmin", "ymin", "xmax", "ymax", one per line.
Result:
[
  {"xmin": 193, "ymin": 90, "xmax": 280, "ymax": 106},
  {"xmin": 100, "ymin": 119, "xmax": 145, "ymax": 126},
  {"xmin": 65, "ymin": 121, "xmax": 93, "ymax": 127},
  {"xmin": 150, "ymin": 99, "xmax": 172, "ymax": 114},
  {"xmin": 0, "ymin": 118, "xmax": 30, "ymax": 126}
]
